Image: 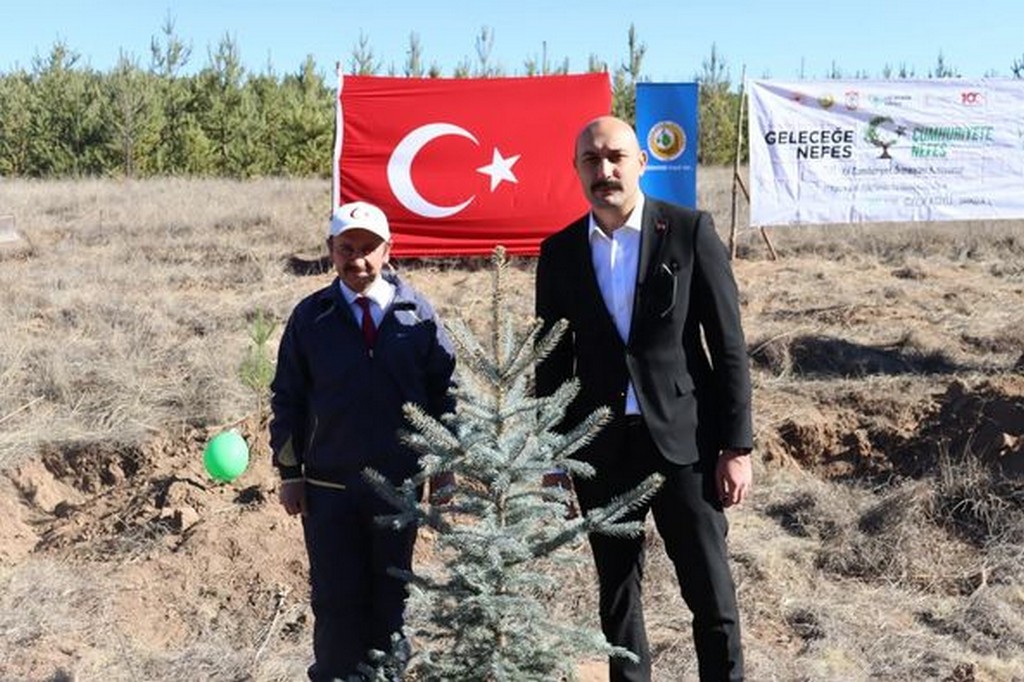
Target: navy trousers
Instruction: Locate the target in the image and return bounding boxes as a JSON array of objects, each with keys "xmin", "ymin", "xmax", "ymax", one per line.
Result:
[
  {"xmin": 301, "ymin": 481, "xmax": 416, "ymax": 681},
  {"xmin": 572, "ymin": 418, "xmax": 744, "ymax": 682}
]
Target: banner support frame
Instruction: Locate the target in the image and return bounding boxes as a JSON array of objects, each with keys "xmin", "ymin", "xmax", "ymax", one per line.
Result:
[{"xmin": 730, "ymin": 69, "xmax": 777, "ymax": 261}]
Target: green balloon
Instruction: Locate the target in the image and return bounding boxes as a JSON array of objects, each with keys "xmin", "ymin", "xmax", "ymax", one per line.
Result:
[{"xmin": 204, "ymin": 430, "xmax": 250, "ymax": 482}]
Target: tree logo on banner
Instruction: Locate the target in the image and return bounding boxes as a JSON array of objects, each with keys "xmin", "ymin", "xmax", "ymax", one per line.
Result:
[
  {"xmin": 865, "ymin": 115, "xmax": 905, "ymax": 159},
  {"xmin": 647, "ymin": 120, "xmax": 686, "ymax": 162}
]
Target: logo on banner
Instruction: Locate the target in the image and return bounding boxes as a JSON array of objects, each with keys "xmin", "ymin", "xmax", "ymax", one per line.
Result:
[
  {"xmin": 961, "ymin": 91, "xmax": 985, "ymax": 106},
  {"xmin": 817, "ymin": 94, "xmax": 835, "ymax": 109},
  {"xmin": 868, "ymin": 93, "xmax": 913, "ymax": 108},
  {"xmin": 844, "ymin": 90, "xmax": 860, "ymax": 110},
  {"xmin": 865, "ymin": 116, "xmax": 906, "ymax": 159},
  {"xmin": 386, "ymin": 123, "xmax": 520, "ymax": 218},
  {"xmin": 647, "ymin": 121, "xmax": 687, "ymax": 162}
]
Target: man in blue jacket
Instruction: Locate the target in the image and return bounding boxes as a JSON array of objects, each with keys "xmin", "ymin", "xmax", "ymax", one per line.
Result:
[{"xmin": 270, "ymin": 200, "xmax": 456, "ymax": 681}]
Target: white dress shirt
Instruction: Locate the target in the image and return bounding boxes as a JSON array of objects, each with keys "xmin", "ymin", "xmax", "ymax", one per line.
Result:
[
  {"xmin": 588, "ymin": 192, "xmax": 645, "ymax": 415},
  {"xmin": 339, "ymin": 276, "xmax": 395, "ymax": 329}
]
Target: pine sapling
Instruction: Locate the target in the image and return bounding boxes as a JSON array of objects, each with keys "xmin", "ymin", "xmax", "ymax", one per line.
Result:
[{"xmin": 363, "ymin": 247, "xmax": 662, "ymax": 681}]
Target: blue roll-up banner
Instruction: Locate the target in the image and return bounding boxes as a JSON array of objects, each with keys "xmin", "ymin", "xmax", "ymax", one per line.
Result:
[{"xmin": 636, "ymin": 82, "xmax": 699, "ymax": 208}]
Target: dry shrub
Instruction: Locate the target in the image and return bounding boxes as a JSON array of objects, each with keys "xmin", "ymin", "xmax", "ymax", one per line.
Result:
[
  {"xmin": 961, "ymin": 320, "xmax": 1024, "ymax": 356},
  {"xmin": 748, "ymin": 333, "xmax": 793, "ymax": 377},
  {"xmin": 766, "ymin": 477, "xmax": 982, "ymax": 593},
  {"xmin": 764, "ymin": 438, "xmax": 1023, "ymax": 596},
  {"xmin": 823, "ymin": 481, "xmax": 950, "ymax": 586},
  {"xmin": 933, "ymin": 448, "xmax": 1024, "ymax": 586},
  {"xmin": 764, "ymin": 485, "xmax": 846, "ymax": 541},
  {"xmin": 0, "ymin": 555, "xmax": 303, "ymax": 681},
  {"xmin": 891, "ymin": 264, "xmax": 928, "ymax": 280},
  {"xmin": 0, "ymin": 559, "xmax": 112, "ymax": 677},
  {"xmin": 742, "ymin": 468, "xmax": 980, "ymax": 680},
  {"xmin": 0, "ymin": 178, "xmax": 327, "ymax": 470},
  {"xmin": 922, "ymin": 584, "xmax": 1024, "ymax": 663}
]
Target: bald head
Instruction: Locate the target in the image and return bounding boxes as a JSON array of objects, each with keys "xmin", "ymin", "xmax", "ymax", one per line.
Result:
[
  {"xmin": 573, "ymin": 116, "xmax": 647, "ymax": 230},
  {"xmin": 575, "ymin": 116, "xmax": 643, "ymax": 158}
]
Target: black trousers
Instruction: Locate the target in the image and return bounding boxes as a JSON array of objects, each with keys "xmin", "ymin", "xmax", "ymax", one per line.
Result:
[
  {"xmin": 572, "ymin": 417, "xmax": 744, "ymax": 682},
  {"xmin": 301, "ymin": 481, "xmax": 416, "ymax": 681}
]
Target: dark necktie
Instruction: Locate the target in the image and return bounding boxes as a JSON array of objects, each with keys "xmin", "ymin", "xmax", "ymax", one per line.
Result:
[{"xmin": 355, "ymin": 297, "xmax": 377, "ymax": 348}]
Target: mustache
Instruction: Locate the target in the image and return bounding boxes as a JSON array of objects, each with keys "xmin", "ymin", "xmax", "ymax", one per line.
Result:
[{"xmin": 591, "ymin": 180, "xmax": 623, "ymax": 192}]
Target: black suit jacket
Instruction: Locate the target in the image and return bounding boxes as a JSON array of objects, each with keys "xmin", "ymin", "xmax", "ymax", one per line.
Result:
[{"xmin": 535, "ymin": 197, "xmax": 753, "ymax": 465}]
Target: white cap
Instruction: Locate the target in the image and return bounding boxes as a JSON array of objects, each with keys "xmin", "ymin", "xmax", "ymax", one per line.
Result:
[{"xmin": 329, "ymin": 201, "xmax": 390, "ymax": 241}]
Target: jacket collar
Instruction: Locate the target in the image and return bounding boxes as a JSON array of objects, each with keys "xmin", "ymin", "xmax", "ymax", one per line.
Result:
[{"xmin": 320, "ymin": 269, "xmax": 416, "ymax": 324}]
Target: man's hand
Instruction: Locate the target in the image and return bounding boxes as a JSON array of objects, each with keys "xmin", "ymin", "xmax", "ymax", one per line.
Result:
[
  {"xmin": 716, "ymin": 449, "xmax": 752, "ymax": 508},
  {"xmin": 542, "ymin": 471, "xmax": 578, "ymax": 519},
  {"xmin": 429, "ymin": 471, "xmax": 456, "ymax": 506},
  {"xmin": 278, "ymin": 479, "xmax": 307, "ymax": 516}
]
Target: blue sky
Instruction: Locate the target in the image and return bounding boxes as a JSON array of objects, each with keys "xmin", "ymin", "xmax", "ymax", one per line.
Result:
[{"xmin": 2, "ymin": 1, "xmax": 1022, "ymax": 82}]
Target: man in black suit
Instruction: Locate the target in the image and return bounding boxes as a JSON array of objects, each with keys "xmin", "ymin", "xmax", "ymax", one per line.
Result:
[{"xmin": 535, "ymin": 116, "xmax": 753, "ymax": 681}]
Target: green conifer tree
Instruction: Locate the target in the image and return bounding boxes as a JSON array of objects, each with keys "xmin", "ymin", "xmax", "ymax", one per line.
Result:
[{"xmin": 363, "ymin": 247, "xmax": 663, "ymax": 681}]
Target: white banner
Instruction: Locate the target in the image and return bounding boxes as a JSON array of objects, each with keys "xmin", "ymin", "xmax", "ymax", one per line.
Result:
[{"xmin": 748, "ymin": 79, "xmax": 1024, "ymax": 226}]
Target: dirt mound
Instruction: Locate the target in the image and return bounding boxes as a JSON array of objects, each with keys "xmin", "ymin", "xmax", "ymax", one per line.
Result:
[
  {"xmin": 1, "ymin": 418, "xmax": 313, "ymax": 679},
  {"xmin": 760, "ymin": 375, "xmax": 1024, "ymax": 481},
  {"xmin": 1, "ymin": 419, "xmax": 608, "ymax": 680},
  {"xmin": 8, "ymin": 432, "xmax": 260, "ymax": 559},
  {"xmin": 919, "ymin": 377, "xmax": 1024, "ymax": 477},
  {"xmin": 0, "ymin": 477, "xmax": 35, "ymax": 563}
]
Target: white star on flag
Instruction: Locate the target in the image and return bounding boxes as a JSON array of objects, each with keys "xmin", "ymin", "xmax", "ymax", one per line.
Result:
[{"xmin": 476, "ymin": 148, "xmax": 521, "ymax": 191}]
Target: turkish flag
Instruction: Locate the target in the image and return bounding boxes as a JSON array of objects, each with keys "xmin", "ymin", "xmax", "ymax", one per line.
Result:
[{"xmin": 335, "ymin": 74, "xmax": 611, "ymax": 257}]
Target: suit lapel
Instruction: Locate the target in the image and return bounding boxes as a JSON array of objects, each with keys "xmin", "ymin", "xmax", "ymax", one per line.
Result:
[
  {"xmin": 636, "ymin": 199, "xmax": 670, "ymax": 289},
  {"xmin": 630, "ymin": 200, "xmax": 670, "ymax": 341}
]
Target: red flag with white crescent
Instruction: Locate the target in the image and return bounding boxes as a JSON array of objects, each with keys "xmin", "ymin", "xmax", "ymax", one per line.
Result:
[{"xmin": 334, "ymin": 74, "xmax": 611, "ymax": 257}]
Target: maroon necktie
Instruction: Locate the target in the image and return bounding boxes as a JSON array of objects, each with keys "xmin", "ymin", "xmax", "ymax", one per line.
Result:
[{"xmin": 355, "ymin": 297, "xmax": 377, "ymax": 348}]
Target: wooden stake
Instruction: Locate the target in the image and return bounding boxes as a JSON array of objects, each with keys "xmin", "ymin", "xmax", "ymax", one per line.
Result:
[
  {"xmin": 759, "ymin": 226, "xmax": 778, "ymax": 260},
  {"xmin": 729, "ymin": 67, "xmax": 747, "ymax": 260}
]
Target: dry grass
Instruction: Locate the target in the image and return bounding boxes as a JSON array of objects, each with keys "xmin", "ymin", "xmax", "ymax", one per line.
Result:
[
  {"xmin": 0, "ymin": 178, "xmax": 329, "ymax": 468},
  {"xmin": 1, "ymin": 171, "xmax": 1023, "ymax": 680}
]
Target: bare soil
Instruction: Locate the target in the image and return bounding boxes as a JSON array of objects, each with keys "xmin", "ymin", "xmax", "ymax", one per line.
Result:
[{"xmin": 1, "ymin": 172, "xmax": 1022, "ymax": 681}]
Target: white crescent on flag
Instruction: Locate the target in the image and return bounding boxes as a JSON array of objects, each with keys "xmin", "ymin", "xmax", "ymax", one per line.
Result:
[
  {"xmin": 386, "ymin": 122, "xmax": 522, "ymax": 219},
  {"xmin": 387, "ymin": 123, "xmax": 478, "ymax": 218}
]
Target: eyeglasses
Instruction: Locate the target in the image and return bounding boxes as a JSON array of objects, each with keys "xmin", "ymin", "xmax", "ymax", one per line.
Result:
[{"xmin": 331, "ymin": 240, "xmax": 384, "ymax": 259}]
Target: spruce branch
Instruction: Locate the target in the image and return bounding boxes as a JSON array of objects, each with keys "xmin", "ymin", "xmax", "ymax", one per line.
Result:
[
  {"xmin": 526, "ymin": 316, "xmax": 569, "ymax": 367},
  {"xmin": 400, "ymin": 404, "xmax": 462, "ymax": 454},
  {"xmin": 445, "ymin": 318, "xmax": 497, "ymax": 380},
  {"xmin": 533, "ymin": 379, "xmax": 582, "ymax": 429},
  {"xmin": 542, "ymin": 406, "xmax": 613, "ymax": 466},
  {"xmin": 583, "ymin": 473, "xmax": 665, "ymax": 535},
  {"xmin": 495, "ymin": 317, "xmax": 549, "ymax": 381}
]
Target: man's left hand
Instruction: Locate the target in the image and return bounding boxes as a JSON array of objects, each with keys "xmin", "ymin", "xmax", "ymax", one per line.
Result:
[{"xmin": 716, "ymin": 449, "xmax": 752, "ymax": 508}]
